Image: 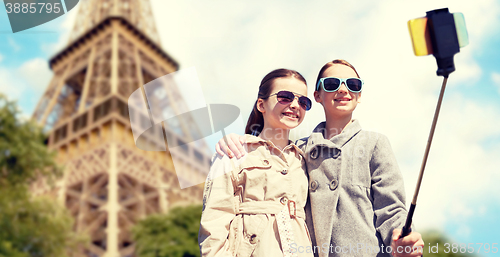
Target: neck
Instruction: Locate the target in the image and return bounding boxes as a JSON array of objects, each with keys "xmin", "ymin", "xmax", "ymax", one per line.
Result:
[
  {"xmin": 258, "ymin": 126, "xmax": 290, "ymax": 150},
  {"xmin": 324, "ymin": 113, "xmax": 353, "ymax": 139}
]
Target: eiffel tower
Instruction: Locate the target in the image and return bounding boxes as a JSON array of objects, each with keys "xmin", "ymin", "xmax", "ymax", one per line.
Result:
[{"xmin": 31, "ymin": 1, "xmax": 210, "ymax": 256}]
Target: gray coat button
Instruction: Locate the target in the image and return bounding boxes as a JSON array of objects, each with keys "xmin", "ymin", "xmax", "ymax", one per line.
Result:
[
  {"xmin": 280, "ymin": 196, "xmax": 288, "ymax": 205},
  {"xmin": 310, "ymin": 147, "xmax": 319, "ymax": 159},
  {"xmin": 332, "ymin": 148, "xmax": 341, "ymax": 159},
  {"xmin": 310, "ymin": 180, "xmax": 319, "ymax": 192},
  {"xmin": 281, "ymin": 169, "xmax": 288, "ymax": 175},
  {"xmin": 262, "ymin": 159, "xmax": 269, "ymax": 165},
  {"xmin": 329, "ymin": 179, "xmax": 338, "ymax": 191}
]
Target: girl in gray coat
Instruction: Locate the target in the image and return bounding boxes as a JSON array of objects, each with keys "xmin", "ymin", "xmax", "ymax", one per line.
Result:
[{"xmin": 215, "ymin": 60, "xmax": 424, "ymax": 257}]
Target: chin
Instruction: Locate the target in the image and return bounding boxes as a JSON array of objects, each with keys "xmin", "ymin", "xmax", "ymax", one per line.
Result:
[
  {"xmin": 327, "ymin": 107, "xmax": 354, "ymax": 116},
  {"xmin": 280, "ymin": 120, "xmax": 300, "ymax": 129}
]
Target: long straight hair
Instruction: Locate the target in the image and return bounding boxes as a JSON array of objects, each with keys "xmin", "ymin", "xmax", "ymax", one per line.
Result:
[{"xmin": 245, "ymin": 69, "xmax": 307, "ymax": 136}]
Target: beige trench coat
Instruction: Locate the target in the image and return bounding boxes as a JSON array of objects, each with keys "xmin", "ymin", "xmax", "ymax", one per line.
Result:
[{"xmin": 199, "ymin": 135, "xmax": 313, "ymax": 257}]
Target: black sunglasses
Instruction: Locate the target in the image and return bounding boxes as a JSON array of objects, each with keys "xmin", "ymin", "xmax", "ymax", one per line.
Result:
[
  {"xmin": 266, "ymin": 90, "xmax": 312, "ymax": 111},
  {"xmin": 316, "ymin": 77, "xmax": 363, "ymax": 93}
]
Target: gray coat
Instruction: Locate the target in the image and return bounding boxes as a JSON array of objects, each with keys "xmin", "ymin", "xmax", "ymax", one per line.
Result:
[{"xmin": 296, "ymin": 120, "xmax": 408, "ymax": 257}]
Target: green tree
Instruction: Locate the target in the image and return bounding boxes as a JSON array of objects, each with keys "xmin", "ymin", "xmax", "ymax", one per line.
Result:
[
  {"xmin": 0, "ymin": 94, "xmax": 85, "ymax": 257},
  {"xmin": 132, "ymin": 205, "xmax": 203, "ymax": 257},
  {"xmin": 422, "ymin": 230, "xmax": 475, "ymax": 257},
  {"xmin": 0, "ymin": 95, "xmax": 61, "ymax": 186}
]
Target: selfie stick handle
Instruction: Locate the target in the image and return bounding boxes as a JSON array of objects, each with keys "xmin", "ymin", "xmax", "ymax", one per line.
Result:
[{"xmin": 400, "ymin": 77, "xmax": 448, "ymax": 238}]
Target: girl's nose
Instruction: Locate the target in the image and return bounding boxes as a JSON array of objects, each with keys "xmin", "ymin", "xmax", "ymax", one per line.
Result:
[
  {"xmin": 338, "ymin": 82, "xmax": 349, "ymax": 93},
  {"xmin": 289, "ymin": 97, "xmax": 300, "ymax": 109}
]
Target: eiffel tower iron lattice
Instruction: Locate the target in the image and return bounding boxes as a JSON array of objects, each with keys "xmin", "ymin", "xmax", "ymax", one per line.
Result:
[{"xmin": 31, "ymin": 1, "xmax": 211, "ymax": 256}]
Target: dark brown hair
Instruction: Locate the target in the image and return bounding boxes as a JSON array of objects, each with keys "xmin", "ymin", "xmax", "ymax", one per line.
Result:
[
  {"xmin": 315, "ymin": 59, "xmax": 360, "ymax": 91},
  {"xmin": 245, "ymin": 69, "xmax": 307, "ymax": 136}
]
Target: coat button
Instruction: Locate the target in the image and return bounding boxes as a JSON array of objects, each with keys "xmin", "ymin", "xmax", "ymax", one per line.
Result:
[
  {"xmin": 329, "ymin": 179, "xmax": 338, "ymax": 191},
  {"xmin": 280, "ymin": 196, "xmax": 288, "ymax": 205},
  {"xmin": 249, "ymin": 234, "xmax": 257, "ymax": 244},
  {"xmin": 332, "ymin": 148, "xmax": 341, "ymax": 159},
  {"xmin": 281, "ymin": 169, "xmax": 288, "ymax": 175},
  {"xmin": 310, "ymin": 180, "xmax": 319, "ymax": 192},
  {"xmin": 262, "ymin": 159, "xmax": 269, "ymax": 165},
  {"xmin": 310, "ymin": 147, "xmax": 319, "ymax": 159},
  {"xmin": 331, "ymin": 148, "xmax": 340, "ymax": 159}
]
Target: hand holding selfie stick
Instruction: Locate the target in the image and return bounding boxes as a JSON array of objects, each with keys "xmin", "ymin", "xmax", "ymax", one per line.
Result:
[{"xmin": 401, "ymin": 8, "xmax": 469, "ymax": 238}]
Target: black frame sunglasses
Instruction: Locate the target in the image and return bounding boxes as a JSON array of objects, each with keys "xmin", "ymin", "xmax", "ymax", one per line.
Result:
[{"xmin": 265, "ymin": 90, "xmax": 312, "ymax": 111}]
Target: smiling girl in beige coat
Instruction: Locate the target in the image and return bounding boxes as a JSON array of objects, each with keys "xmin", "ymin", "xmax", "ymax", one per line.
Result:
[{"xmin": 199, "ymin": 69, "xmax": 314, "ymax": 257}]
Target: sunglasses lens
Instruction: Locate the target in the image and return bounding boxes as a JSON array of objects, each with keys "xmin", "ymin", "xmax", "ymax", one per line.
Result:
[
  {"xmin": 276, "ymin": 91, "xmax": 294, "ymax": 103},
  {"xmin": 346, "ymin": 78, "xmax": 363, "ymax": 92},
  {"xmin": 323, "ymin": 78, "xmax": 341, "ymax": 91},
  {"xmin": 275, "ymin": 91, "xmax": 311, "ymax": 111},
  {"xmin": 298, "ymin": 97, "xmax": 312, "ymax": 111}
]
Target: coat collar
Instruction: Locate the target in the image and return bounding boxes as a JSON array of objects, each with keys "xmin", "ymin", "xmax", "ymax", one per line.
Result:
[
  {"xmin": 307, "ymin": 119, "xmax": 362, "ymax": 149},
  {"xmin": 244, "ymin": 134, "xmax": 305, "ymax": 156}
]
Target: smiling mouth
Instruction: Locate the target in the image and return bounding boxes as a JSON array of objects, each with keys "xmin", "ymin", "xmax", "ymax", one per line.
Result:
[
  {"xmin": 283, "ymin": 113, "xmax": 299, "ymax": 119},
  {"xmin": 334, "ymin": 98, "xmax": 351, "ymax": 102}
]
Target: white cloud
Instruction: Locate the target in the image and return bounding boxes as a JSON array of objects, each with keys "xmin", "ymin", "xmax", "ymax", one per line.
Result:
[
  {"xmin": 450, "ymin": 0, "xmax": 500, "ymax": 51},
  {"xmin": 382, "ymin": 80, "xmax": 500, "ymax": 232},
  {"xmin": 17, "ymin": 58, "xmax": 52, "ymax": 92},
  {"xmin": 0, "ymin": 66, "xmax": 23, "ymax": 99},
  {"xmin": 478, "ymin": 205, "xmax": 487, "ymax": 216},
  {"xmin": 8, "ymin": 37, "xmax": 21, "ymax": 52},
  {"xmin": 455, "ymin": 225, "xmax": 471, "ymax": 238},
  {"xmin": 1, "ymin": 0, "xmax": 79, "ymax": 115},
  {"xmin": 492, "ymin": 72, "xmax": 500, "ymax": 95},
  {"xmin": 0, "ymin": 57, "xmax": 53, "ymax": 115}
]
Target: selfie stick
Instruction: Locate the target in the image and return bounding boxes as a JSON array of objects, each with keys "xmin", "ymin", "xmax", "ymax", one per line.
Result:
[
  {"xmin": 401, "ymin": 77, "xmax": 448, "ymax": 237},
  {"xmin": 401, "ymin": 8, "xmax": 468, "ymax": 238}
]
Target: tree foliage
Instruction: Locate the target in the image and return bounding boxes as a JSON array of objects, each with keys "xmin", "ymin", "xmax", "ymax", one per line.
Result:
[
  {"xmin": 0, "ymin": 94, "xmax": 85, "ymax": 257},
  {"xmin": 0, "ymin": 94, "xmax": 60, "ymax": 186},
  {"xmin": 132, "ymin": 205, "xmax": 203, "ymax": 257},
  {"xmin": 422, "ymin": 230, "xmax": 476, "ymax": 257},
  {"xmin": 0, "ymin": 187, "xmax": 80, "ymax": 257}
]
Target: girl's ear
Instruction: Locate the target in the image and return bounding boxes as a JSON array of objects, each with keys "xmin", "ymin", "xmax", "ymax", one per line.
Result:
[
  {"xmin": 256, "ymin": 98, "xmax": 265, "ymax": 113},
  {"xmin": 314, "ymin": 91, "xmax": 322, "ymax": 103},
  {"xmin": 357, "ymin": 92, "xmax": 362, "ymax": 104}
]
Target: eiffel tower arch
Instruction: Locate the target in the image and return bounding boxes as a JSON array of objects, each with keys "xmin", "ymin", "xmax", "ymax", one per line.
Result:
[{"xmin": 31, "ymin": 1, "xmax": 211, "ymax": 256}]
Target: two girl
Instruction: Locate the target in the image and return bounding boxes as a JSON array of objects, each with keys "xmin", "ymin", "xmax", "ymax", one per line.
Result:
[{"xmin": 201, "ymin": 60, "xmax": 424, "ymax": 257}]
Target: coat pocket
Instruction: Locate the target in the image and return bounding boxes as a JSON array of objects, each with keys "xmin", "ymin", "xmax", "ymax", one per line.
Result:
[
  {"xmin": 348, "ymin": 148, "xmax": 373, "ymax": 203},
  {"xmin": 227, "ymin": 215, "xmax": 243, "ymax": 256},
  {"xmin": 236, "ymin": 156, "xmax": 273, "ymax": 201},
  {"xmin": 235, "ymin": 214, "xmax": 269, "ymax": 257}
]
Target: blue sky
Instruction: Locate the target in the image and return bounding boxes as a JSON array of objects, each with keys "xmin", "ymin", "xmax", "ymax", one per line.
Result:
[{"xmin": 1, "ymin": 0, "xmax": 500, "ymax": 256}]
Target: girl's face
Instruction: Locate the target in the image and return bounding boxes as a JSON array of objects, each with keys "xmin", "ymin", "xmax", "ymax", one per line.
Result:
[
  {"xmin": 314, "ymin": 64, "xmax": 361, "ymax": 118},
  {"xmin": 257, "ymin": 77, "xmax": 308, "ymax": 131}
]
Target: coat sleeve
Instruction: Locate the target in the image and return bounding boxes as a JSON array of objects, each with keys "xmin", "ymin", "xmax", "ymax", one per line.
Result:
[
  {"xmin": 198, "ymin": 154, "xmax": 238, "ymax": 257},
  {"xmin": 369, "ymin": 134, "xmax": 408, "ymax": 247}
]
